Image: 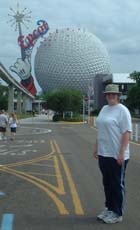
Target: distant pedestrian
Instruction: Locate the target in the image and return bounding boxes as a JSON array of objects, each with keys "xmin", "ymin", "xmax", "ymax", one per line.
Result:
[
  {"xmin": 0, "ymin": 110, "xmax": 8, "ymax": 140},
  {"xmin": 32, "ymin": 110, "xmax": 35, "ymax": 117},
  {"xmin": 93, "ymin": 84, "xmax": 132, "ymax": 224},
  {"xmin": 9, "ymin": 113, "xmax": 18, "ymax": 140}
]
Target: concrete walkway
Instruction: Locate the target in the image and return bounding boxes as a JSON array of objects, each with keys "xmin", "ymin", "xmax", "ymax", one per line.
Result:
[{"xmin": 19, "ymin": 114, "xmax": 52, "ymax": 124}]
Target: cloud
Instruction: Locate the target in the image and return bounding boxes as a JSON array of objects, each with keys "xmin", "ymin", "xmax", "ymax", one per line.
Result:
[{"xmin": 109, "ymin": 37, "xmax": 140, "ymax": 55}]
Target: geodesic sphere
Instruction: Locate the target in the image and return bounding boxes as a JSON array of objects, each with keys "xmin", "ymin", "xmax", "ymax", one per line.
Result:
[{"xmin": 34, "ymin": 28, "xmax": 110, "ymax": 93}]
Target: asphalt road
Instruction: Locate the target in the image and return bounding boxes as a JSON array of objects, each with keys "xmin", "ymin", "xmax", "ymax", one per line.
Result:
[{"xmin": 0, "ymin": 115, "xmax": 140, "ymax": 230}]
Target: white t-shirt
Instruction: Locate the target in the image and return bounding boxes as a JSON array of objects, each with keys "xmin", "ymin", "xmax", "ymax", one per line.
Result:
[
  {"xmin": 96, "ymin": 103, "xmax": 132, "ymax": 160},
  {"xmin": 9, "ymin": 117, "xmax": 17, "ymax": 128},
  {"xmin": 0, "ymin": 114, "xmax": 8, "ymax": 128}
]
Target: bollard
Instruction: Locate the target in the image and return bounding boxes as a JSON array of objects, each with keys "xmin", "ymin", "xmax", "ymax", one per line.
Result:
[
  {"xmin": 94, "ymin": 117, "xmax": 97, "ymax": 128},
  {"xmin": 134, "ymin": 123, "xmax": 138, "ymax": 142}
]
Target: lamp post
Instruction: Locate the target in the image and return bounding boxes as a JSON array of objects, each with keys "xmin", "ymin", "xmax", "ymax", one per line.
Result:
[
  {"xmin": 82, "ymin": 95, "xmax": 85, "ymax": 122},
  {"xmin": 87, "ymin": 79, "xmax": 94, "ymax": 125},
  {"xmin": 87, "ymin": 92, "xmax": 90, "ymax": 124}
]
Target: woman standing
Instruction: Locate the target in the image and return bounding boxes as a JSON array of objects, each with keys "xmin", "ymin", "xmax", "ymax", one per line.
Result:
[
  {"xmin": 9, "ymin": 113, "xmax": 18, "ymax": 140},
  {"xmin": 94, "ymin": 84, "xmax": 132, "ymax": 224}
]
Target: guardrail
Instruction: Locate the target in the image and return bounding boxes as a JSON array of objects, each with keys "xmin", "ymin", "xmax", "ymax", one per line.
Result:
[{"xmin": 131, "ymin": 123, "xmax": 140, "ymax": 142}]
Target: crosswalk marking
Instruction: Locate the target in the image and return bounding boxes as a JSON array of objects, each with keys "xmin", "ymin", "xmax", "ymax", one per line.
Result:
[
  {"xmin": 0, "ymin": 139, "xmax": 46, "ymax": 144},
  {"xmin": 0, "ymin": 139, "xmax": 46, "ymax": 156},
  {"xmin": 0, "ymin": 192, "xmax": 14, "ymax": 230},
  {"xmin": 1, "ymin": 214, "xmax": 14, "ymax": 230},
  {"xmin": 0, "ymin": 191, "xmax": 5, "ymax": 196},
  {"xmin": 40, "ymin": 140, "xmax": 45, "ymax": 143}
]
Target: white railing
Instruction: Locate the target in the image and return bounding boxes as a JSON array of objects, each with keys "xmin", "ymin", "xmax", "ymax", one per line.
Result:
[{"xmin": 131, "ymin": 123, "xmax": 139, "ymax": 142}]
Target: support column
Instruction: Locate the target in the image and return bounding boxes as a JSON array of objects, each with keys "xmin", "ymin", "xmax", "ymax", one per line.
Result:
[
  {"xmin": 17, "ymin": 91, "xmax": 22, "ymax": 114},
  {"xmin": 22, "ymin": 94, "xmax": 27, "ymax": 113},
  {"xmin": 38, "ymin": 101, "xmax": 41, "ymax": 114},
  {"xmin": 22, "ymin": 95, "xmax": 33, "ymax": 113},
  {"xmin": 8, "ymin": 84, "xmax": 14, "ymax": 113}
]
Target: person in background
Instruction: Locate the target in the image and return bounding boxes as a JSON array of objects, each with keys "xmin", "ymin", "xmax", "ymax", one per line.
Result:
[
  {"xmin": 9, "ymin": 113, "xmax": 18, "ymax": 140},
  {"xmin": 93, "ymin": 84, "xmax": 132, "ymax": 224},
  {"xmin": 0, "ymin": 110, "xmax": 8, "ymax": 141},
  {"xmin": 32, "ymin": 110, "xmax": 35, "ymax": 117}
]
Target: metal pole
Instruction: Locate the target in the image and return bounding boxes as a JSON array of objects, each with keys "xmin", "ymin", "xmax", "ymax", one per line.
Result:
[
  {"xmin": 82, "ymin": 96, "xmax": 85, "ymax": 122},
  {"xmin": 88, "ymin": 93, "xmax": 90, "ymax": 124},
  {"xmin": 18, "ymin": 22, "xmax": 26, "ymax": 60}
]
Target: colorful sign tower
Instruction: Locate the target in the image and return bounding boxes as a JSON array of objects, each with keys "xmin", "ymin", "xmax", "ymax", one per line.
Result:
[{"xmin": 8, "ymin": 3, "xmax": 49, "ymax": 95}]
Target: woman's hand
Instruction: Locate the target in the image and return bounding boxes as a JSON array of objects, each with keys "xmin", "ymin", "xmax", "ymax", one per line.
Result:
[
  {"xmin": 117, "ymin": 153, "xmax": 125, "ymax": 165},
  {"xmin": 93, "ymin": 139, "xmax": 98, "ymax": 159},
  {"xmin": 93, "ymin": 151, "xmax": 98, "ymax": 159}
]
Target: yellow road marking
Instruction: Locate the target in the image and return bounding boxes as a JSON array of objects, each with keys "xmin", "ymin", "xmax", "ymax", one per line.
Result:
[
  {"xmin": 53, "ymin": 140, "xmax": 84, "ymax": 215},
  {"xmin": 1, "ymin": 166, "xmax": 69, "ymax": 215},
  {"xmin": 2, "ymin": 141, "xmax": 65, "ymax": 195},
  {"xmin": 5, "ymin": 153, "xmax": 54, "ymax": 167},
  {"xmin": 11, "ymin": 155, "xmax": 66, "ymax": 194},
  {"xmin": 31, "ymin": 163, "xmax": 55, "ymax": 167},
  {"xmin": 27, "ymin": 172, "xmax": 61, "ymax": 177},
  {"xmin": 53, "ymin": 155, "xmax": 65, "ymax": 195},
  {"xmin": 9, "ymin": 159, "xmax": 64, "ymax": 195},
  {"xmin": 0, "ymin": 140, "xmax": 84, "ymax": 215}
]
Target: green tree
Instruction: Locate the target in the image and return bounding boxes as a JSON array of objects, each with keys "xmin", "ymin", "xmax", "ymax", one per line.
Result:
[
  {"xmin": 0, "ymin": 84, "xmax": 8, "ymax": 110},
  {"xmin": 126, "ymin": 85, "xmax": 140, "ymax": 111},
  {"xmin": 43, "ymin": 89, "xmax": 82, "ymax": 115},
  {"xmin": 130, "ymin": 71, "xmax": 140, "ymax": 86},
  {"xmin": 126, "ymin": 71, "xmax": 140, "ymax": 112}
]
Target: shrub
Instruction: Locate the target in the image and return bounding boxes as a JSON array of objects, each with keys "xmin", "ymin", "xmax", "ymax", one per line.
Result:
[
  {"xmin": 52, "ymin": 114, "xmax": 62, "ymax": 122},
  {"xmin": 63, "ymin": 114, "xmax": 83, "ymax": 122}
]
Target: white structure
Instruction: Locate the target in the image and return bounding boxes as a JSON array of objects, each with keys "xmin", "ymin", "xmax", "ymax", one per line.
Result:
[
  {"xmin": 112, "ymin": 73, "xmax": 136, "ymax": 84},
  {"xmin": 34, "ymin": 28, "xmax": 111, "ymax": 93},
  {"xmin": 103, "ymin": 73, "xmax": 136, "ymax": 84}
]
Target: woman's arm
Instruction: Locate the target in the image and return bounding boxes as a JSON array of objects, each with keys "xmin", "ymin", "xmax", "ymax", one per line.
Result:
[{"xmin": 117, "ymin": 131, "xmax": 130, "ymax": 165}]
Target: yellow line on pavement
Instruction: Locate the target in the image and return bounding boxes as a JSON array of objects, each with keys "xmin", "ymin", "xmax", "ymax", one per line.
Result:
[
  {"xmin": 53, "ymin": 155, "xmax": 65, "ymax": 195},
  {"xmin": 4, "ymin": 153, "xmax": 53, "ymax": 167},
  {"xmin": 13, "ymin": 154, "xmax": 66, "ymax": 194},
  {"xmin": 6, "ymin": 159, "xmax": 65, "ymax": 195},
  {"xmin": 0, "ymin": 140, "xmax": 84, "ymax": 215},
  {"xmin": 1, "ymin": 141, "xmax": 65, "ymax": 195},
  {"xmin": 53, "ymin": 140, "xmax": 84, "ymax": 215},
  {"xmin": 31, "ymin": 163, "xmax": 55, "ymax": 167},
  {"xmin": 27, "ymin": 172, "xmax": 60, "ymax": 177},
  {"xmin": 1, "ymin": 166, "xmax": 69, "ymax": 215}
]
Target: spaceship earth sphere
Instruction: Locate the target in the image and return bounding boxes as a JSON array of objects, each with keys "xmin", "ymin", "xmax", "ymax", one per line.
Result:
[{"xmin": 34, "ymin": 28, "xmax": 111, "ymax": 93}]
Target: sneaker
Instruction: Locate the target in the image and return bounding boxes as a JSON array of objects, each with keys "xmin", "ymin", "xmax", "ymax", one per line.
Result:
[
  {"xmin": 97, "ymin": 208, "xmax": 109, "ymax": 220},
  {"xmin": 103, "ymin": 211, "xmax": 123, "ymax": 224}
]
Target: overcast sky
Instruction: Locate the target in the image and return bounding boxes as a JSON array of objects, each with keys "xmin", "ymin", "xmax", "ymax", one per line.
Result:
[{"xmin": 0, "ymin": 0, "xmax": 140, "ymax": 91}]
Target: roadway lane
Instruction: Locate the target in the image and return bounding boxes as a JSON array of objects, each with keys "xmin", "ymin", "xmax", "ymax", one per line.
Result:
[{"xmin": 0, "ymin": 115, "xmax": 139, "ymax": 229}]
